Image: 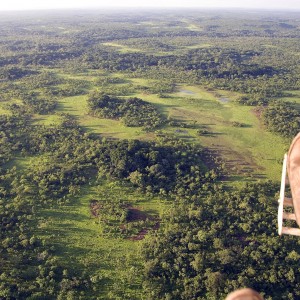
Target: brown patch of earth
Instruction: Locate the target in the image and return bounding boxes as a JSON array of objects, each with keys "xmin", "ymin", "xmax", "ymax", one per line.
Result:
[
  {"xmin": 129, "ymin": 221, "xmax": 160, "ymax": 241},
  {"xmin": 90, "ymin": 200, "xmax": 101, "ymax": 217},
  {"xmin": 127, "ymin": 208, "xmax": 148, "ymax": 221},
  {"xmin": 208, "ymin": 142, "xmax": 264, "ymax": 179},
  {"xmin": 252, "ymin": 107, "xmax": 264, "ymax": 121},
  {"xmin": 127, "ymin": 207, "xmax": 160, "ymax": 241},
  {"xmin": 89, "ymin": 201, "xmax": 160, "ymax": 240}
]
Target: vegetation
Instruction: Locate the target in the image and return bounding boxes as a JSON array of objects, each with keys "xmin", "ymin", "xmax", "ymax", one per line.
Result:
[
  {"xmin": 0, "ymin": 8, "xmax": 299, "ymax": 299},
  {"xmin": 263, "ymin": 101, "xmax": 300, "ymax": 138},
  {"xmin": 88, "ymin": 93, "xmax": 165, "ymax": 129},
  {"xmin": 141, "ymin": 182, "xmax": 300, "ymax": 300}
]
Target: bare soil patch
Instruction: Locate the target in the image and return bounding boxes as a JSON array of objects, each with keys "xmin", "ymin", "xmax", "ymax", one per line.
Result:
[
  {"xmin": 90, "ymin": 200, "xmax": 101, "ymax": 217},
  {"xmin": 89, "ymin": 201, "xmax": 160, "ymax": 240},
  {"xmin": 252, "ymin": 107, "xmax": 263, "ymax": 121},
  {"xmin": 127, "ymin": 207, "xmax": 160, "ymax": 241}
]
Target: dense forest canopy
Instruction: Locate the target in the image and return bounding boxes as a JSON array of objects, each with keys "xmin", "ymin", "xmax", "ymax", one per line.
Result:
[{"xmin": 0, "ymin": 8, "xmax": 300, "ymax": 299}]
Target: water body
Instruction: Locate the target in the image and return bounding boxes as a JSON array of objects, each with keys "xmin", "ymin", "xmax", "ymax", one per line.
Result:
[
  {"xmin": 179, "ymin": 89, "xmax": 196, "ymax": 95},
  {"xmin": 219, "ymin": 97, "xmax": 230, "ymax": 103}
]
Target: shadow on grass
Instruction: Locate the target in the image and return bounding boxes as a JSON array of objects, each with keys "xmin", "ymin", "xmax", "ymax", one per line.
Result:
[
  {"xmin": 82, "ymin": 124, "xmax": 106, "ymax": 132},
  {"xmin": 50, "ymin": 241, "xmax": 116, "ymax": 274},
  {"xmin": 41, "ymin": 209, "xmax": 90, "ymax": 221},
  {"xmin": 254, "ymin": 173, "xmax": 267, "ymax": 180},
  {"xmin": 201, "ymin": 132, "xmax": 224, "ymax": 137},
  {"xmin": 152, "ymin": 101, "xmax": 178, "ymax": 116},
  {"xmin": 235, "ymin": 123, "xmax": 253, "ymax": 128},
  {"xmin": 290, "ymin": 102, "xmax": 300, "ymax": 112}
]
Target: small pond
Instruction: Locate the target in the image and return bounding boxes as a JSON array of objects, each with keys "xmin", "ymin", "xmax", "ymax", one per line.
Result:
[
  {"xmin": 179, "ymin": 89, "xmax": 196, "ymax": 95},
  {"xmin": 219, "ymin": 97, "xmax": 230, "ymax": 103}
]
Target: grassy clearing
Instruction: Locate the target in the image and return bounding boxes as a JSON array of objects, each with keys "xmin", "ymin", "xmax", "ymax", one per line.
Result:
[
  {"xmin": 32, "ymin": 114, "xmax": 61, "ymax": 126},
  {"xmin": 4, "ymin": 155, "xmax": 39, "ymax": 171},
  {"xmin": 102, "ymin": 42, "xmax": 142, "ymax": 53},
  {"xmin": 196, "ymin": 89, "xmax": 287, "ymax": 182},
  {"xmin": 81, "ymin": 116, "xmax": 145, "ymax": 139},
  {"xmin": 56, "ymin": 94, "xmax": 88, "ymax": 116},
  {"xmin": 56, "ymin": 70, "xmax": 107, "ymax": 83},
  {"xmin": 128, "ymin": 77, "xmax": 151, "ymax": 86},
  {"xmin": 184, "ymin": 87, "xmax": 286, "ymax": 181},
  {"xmin": 34, "ymin": 179, "xmax": 165, "ymax": 299},
  {"xmin": 186, "ymin": 24, "xmax": 203, "ymax": 31},
  {"xmin": 56, "ymin": 94, "xmax": 146, "ymax": 139},
  {"xmin": 31, "ymin": 76, "xmax": 287, "ymax": 182},
  {"xmin": 102, "ymin": 42, "xmax": 173, "ymax": 56},
  {"xmin": 5, "ymin": 73, "xmax": 289, "ymax": 298},
  {"xmin": 0, "ymin": 106, "xmax": 10, "ymax": 115},
  {"xmin": 280, "ymin": 90, "xmax": 300, "ymax": 108},
  {"xmin": 0, "ymin": 99, "xmax": 21, "ymax": 115},
  {"xmin": 131, "ymin": 84, "xmax": 286, "ymax": 181}
]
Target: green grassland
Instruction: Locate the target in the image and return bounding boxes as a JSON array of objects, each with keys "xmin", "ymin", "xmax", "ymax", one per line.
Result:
[
  {"xmin": 30, "ymin": 69, "xmax": 289, "ymax": 182},
  {"xmin": 33, "ymin": 114, "xmax": 62, "ymax": 126},
  {"xmin": 28, "ymin": 93, "xmax": 285, "ymax": 298},
  {"xmin": 10, "ymin": 67, "xmax": 293, "ymax": 298},
  {"xmin": 26, "ymin": 153, "xmax": 168, "ymax": 299},
  {"xmin": 102, "ymin": 42, "xmax": 142, "ymax": 53},
  {"xmin": 34, "ymin": 179, "xmax": 165, "ymax": 299},
  {"xmin": 128, "ymin": 81, "xmax": 287, "ymax": 181},
  {"xmin": 0, "ymin": 99, "xmax": 22, "ymax": 115},
  {"xmin": 0, "ymin": 105, "xmax": 10, "ymax": 115},
  {"xmin": 2, "ymin": 11, "xmax": 300, "ymax": 299}
]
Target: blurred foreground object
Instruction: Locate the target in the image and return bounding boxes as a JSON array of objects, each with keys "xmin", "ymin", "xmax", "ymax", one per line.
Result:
[
  {"xmin": 225, "ymin": 288, "xmax": 264, "ymax": 300},
  {"xmin": 278, "ymin": 133, "xmax": 300, "ymax": 236}
]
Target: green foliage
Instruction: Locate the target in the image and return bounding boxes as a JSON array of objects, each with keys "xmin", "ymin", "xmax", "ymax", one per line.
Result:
[
  {"xmin": 262, "ymin": 101, "xmax": 300, "ymax": 138},
  {"xmin": 0, "ymin": 109, "xmax": 221, "ymax": 298},
  {"xmin": 88, "ymin": 93, "xmax": 165, "ymax": 129},
  {"xmin": 231, "ymin": 121, "xmax": 247, "ymax": 128},
  {"xmin": 91, "ymin": 199, "xmax": 158, "ymax": 238},
  {"xmin": 0, "ymin": 66, "xmax": 37, "ymax": 80},
  {"xmin": 20, "ymin": 72, "xmax": 63, "ymax": 89},
  {"xmin": 88, "ymin": 93, "xmax": 123, "ymax": 118},
  {"xmin": 44, "ymin": 80, "xmax": 88, "ymax": 97},
  {"xmin": 0, "ymin": 9, "xmax": 300, "ymax": 300},
  {"xmin": 236, "ymin": 95, "xmax": 270, "ymax": 106},
  {"xmin": 22, "ymin": 97, "xmax": 57, "ymax": 114},
  {"xmin": 0, "ymin": 164, "xmax": 91, "ymax": 299},
  {"xmin": 141, "ymin": 182, "xmax": 300, "ymax": 300},
  {"xmin": 196, "ymin": 128, "xmax": 211, "ymax": 136},
  {"xmin": 93, "ymin": 138, "xmax": 222, "ymax": 196}
]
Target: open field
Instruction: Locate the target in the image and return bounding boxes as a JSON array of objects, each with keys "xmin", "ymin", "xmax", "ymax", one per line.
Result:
[
  {"xmin": 102, "ymin": 42, "xmax": 142, "ymax": 53},
  {"xmin": 133, "ymin": 83, "xmax": 287, "ymax": 181},
  {"xmin": 16, "ymin": 72, "xmax": 291, "ymax": 294},
  {"xmin": 23, "ymin": 72, "xmax": 290, "ymax": 297},
  {"xmin": 30, "ymin": 69, "xmax": 288, "ymax": 182},
  {"xmin": 33, "ymin": 178, "xmax": 166, "ymax": 299},
  {"xmin": 2, "ymin": 10, "xmax": 300, "ymax": 299}
]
